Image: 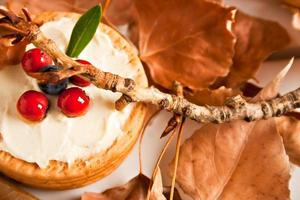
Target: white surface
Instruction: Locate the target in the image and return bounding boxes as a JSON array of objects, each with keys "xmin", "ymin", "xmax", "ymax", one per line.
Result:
[{"xmin": 9, "ymin": 0, "xmax": 300, "ymax": 199}]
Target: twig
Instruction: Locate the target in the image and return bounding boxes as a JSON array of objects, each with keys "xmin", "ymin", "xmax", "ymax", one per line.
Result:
[
  {"xmin": 169, "ymin": 82, "xmax": 185, "ymax": 200},
  {"xmin": 160, "ymin": 82, "xmax": 183, "ymax": 138},
  {"xmin": 1, "ymin": 9, "xmax": 300, "ymax": 124}
]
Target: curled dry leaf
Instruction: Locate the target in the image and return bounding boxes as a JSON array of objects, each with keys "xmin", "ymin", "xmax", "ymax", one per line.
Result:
[
  {"xmin": 82, "ymin": 174, "xmax": 149, "ymax": 200},
  {"xmin": 0, "ymin": 38, "xmax": 26, "ymax": 68},
  {"xmin": 82, "ymin": 170, "xmax": 166, "ymax": 200},
  {"xmin": 0, "ymin": 7, "xmax": 27, "ymax": 67},
  {"xmin": 133, "ymin": 0, "xmax": 235, "ymax": 90},
  {"xmin": 102, "ymin": 0, "xmax": 135, "ymax": 26},
  {"xmin": 130, "ymin": 0, "xmax": 289, "ymax": 105},
  {"xmin": 148, "ymin": 168, "xmax": 166, "ymax": 200},
  {"xmin": 103, "ymin": 0, "xmax": 138, "ymax": 45},
  {"xmin": 170, "ymin": 119, "xmax": 290, "ymax": 200},
  {"xmin": 193, "ymin": 10, "xmax": 289, "ymax": 103},
  {"xmin": 106, "ymin": 0, "xmax": 289, "ymax": 93},
  {"xmin": 169, "ymin": 61, "xmax": 292, "ymax": 200},
  {"xmin": 276, "ymin": 116, "xmax": 300, "ymax": 166},
  {"xmin": 214, "ymin": 11, "xmax": 290, "ymax": 88}
]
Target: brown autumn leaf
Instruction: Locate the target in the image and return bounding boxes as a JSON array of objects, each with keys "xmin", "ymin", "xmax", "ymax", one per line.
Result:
[
  {"xmin": 107, "ymin": 0, "xmax": 289, "ymax": 93},
  {"xmin": 185, "ymin": 86, "xmax": 237, "ymax": 106},
  {"xmin": 0, "ymin": 175, "xmax": 38, "ymax": 200},
  {"xmin": 283, "ymin": 0, "xmax": 300, "ymax": 8},
  {"xmin": 169, "ymin": 60, "xmax": 293, "ymax": 200},
  {"xmin": 133, "ymin": 0, "xmax": 235, "ymax": 90},
  {"xmin": 102, "ymin": 0, "xmax": 135, "ymax": 26},
  {"xmin": 0, "ymin": 38, "xmax": 26, "ymax": 68},
  {"xmin": 82, "ymin": 174, "xmax": 150, "ymax": 200},
  {"xmin": 148, "ymin": 169, "xmax": 166, "ymax": 200},
  {"xmin": 276, "ymin": 116, "xmax": 300, "ymax": 166},
  {"xmin": 214, "ymin": 11, "xmax": 290, "ymax": 88},
  {"xmin": 98, "ymin": 0, "xmax": 139, "ymax": 46},
  {"xmin": 104, "ymin": 0, "xmax": 224, "ymax": 26},
  {"xmin": 82, "ymin": 170, "xmax": 166, "ymax": 200},
  {"xmin": 103, "ymin": 0, "xmax": 225, "ymax": 46},
  {"xmin": 162, "ymin": 187, "xmax": 182, "ymax": 200},
  {"xmin": 6, "ymin": 0, "xmax": 99, "ymax": 14},
  {"xmin": 0, "ymin": 8, "xmax": 27, "ymax": 67},
  {"xmin": 129, "ymin": 0, "xmax": 289, "ymax": 106}
]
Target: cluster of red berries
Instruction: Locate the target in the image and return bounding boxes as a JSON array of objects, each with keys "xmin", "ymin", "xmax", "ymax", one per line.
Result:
[{"xmin": 17, "ymin": 48, "xmax": 91, "ymax": 122}]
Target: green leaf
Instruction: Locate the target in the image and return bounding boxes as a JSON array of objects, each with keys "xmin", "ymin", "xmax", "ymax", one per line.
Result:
[{"xmin": 66, "ymin": 5, "xmax": 102, "ymax": 57}]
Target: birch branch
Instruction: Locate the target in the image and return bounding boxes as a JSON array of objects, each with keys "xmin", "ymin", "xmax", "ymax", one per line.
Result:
[{"xmin": 1, "ymin": 9, "xmax": 300, "ymax": 124}]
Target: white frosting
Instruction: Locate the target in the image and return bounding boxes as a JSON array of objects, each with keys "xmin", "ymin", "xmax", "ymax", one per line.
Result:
[{"xmin": 0, "ymin": 17, "xmax": 138, "ymax": 168}]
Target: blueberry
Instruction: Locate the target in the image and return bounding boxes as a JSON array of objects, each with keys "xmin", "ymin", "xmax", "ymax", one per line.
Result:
[{"xmin": 38, "ymin": 65, "xmax": 69, "ymax": 95}]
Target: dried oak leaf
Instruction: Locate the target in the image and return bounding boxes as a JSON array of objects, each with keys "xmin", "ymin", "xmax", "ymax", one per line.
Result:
[
  {"xmin": 0, "ymin": 38, "xmax": 26, "ymax": 68},
  {"xmin": 82, "ymin": 174, "xmax": 150, "ymax": 200},
  {"xmin": 169, "ymin": 61, "xmax": 292, "ymax": 200},
  {"xmin": 101, "ymin": 0, "xmax": 139, "ymax": 46},
  {"xmin": 82, "ymin": 170, "xmax": 166, "ymax": 200},
  {"xmin": 283, "ymin": 0, "xmax": 300, "ymax": 8},
  {"xmin": 163, "ymin": 187, "xmax": 182, "ymax": 200},
  {"xmin": 6, "ymin": 0, "xmax": 99, "ymax": 14},
  {"xmin": 214, "ymin": 11, "xmax": 290, "ymax": 88},
  {"xmin": 0, "ymin": 9, "xmax": 27, "ymax": 67},
  {"xmin": 276, "ymin": 116, "xmax": 300, "ymax": 166},
  {"xmin": 104, "ymin": 0, "xmax": 223, "ymax": 26},
  {"xmin": 133, "ymin": 0, "xmax": 235, "ymax": 90},
  {"xmin": 0, "ymin": 175, "xmax": 37, "ymax": 200},
  {"xmin": 102, "ymin": 0, "xmax": 135, "ymax": 26}
]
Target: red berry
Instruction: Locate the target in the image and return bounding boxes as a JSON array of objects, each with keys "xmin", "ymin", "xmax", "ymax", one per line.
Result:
[
  {"xmin": 57, "ymin": 87, "xmax": 90, "ymax": 117},
  {"xmin": 17, "ymin": 90, "xmax": 49, "ymax": 122},
  {"xmin": 22, "ymin": 48, "xmax": 52, "ymax": 72},
  {"xmin": 70, "ymin": 59, "xmax": 91, "ymax": 87}
]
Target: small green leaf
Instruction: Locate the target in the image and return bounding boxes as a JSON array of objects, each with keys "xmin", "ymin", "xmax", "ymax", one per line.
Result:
[{"xmin": 66, "ymin": 5, "xmax": 102, "ymax": 57}]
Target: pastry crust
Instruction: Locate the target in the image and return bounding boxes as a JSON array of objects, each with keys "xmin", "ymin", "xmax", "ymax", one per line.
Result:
[{"xmin": 0, "ymin": 12, "xmax": 148, "ymax": 190}]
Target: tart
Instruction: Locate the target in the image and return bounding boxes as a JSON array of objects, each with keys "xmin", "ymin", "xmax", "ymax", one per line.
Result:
[{"xmin": 0, "ymin": 12, "xmax": 148, "ymax": 189}]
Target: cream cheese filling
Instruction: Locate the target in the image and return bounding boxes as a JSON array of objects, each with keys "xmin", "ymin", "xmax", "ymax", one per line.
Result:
[{"xmin": 0, "ymin": 17, "xmax": 138, "ymax": 168}]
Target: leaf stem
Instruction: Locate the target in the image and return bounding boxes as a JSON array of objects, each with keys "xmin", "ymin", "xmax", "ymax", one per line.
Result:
[
  {"xmin": 138, "ymin": 106, "xmax": 159, "ymax": 174},
  {"xmin": 146, "ymin": 119, "xmax": 179, "ymax": 200},
  {"xmin": 103, "ymin": 0, "xmax": 111, "ymax": 16},
  {"xmin": 170, "ymin": 118, "xmax": 185, "ymax": 200}
]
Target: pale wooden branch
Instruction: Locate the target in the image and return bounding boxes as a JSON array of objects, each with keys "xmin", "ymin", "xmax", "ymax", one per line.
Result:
[{"xmin": 1, "ymin": 9, "xmax": 300, "ymax": 124}]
